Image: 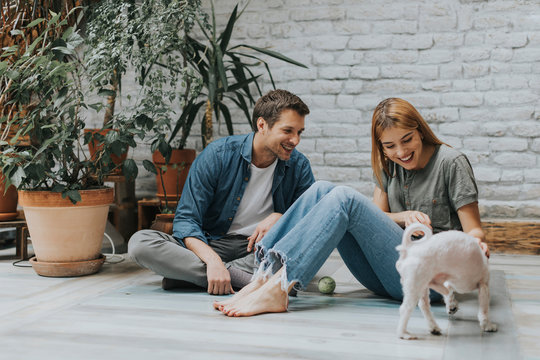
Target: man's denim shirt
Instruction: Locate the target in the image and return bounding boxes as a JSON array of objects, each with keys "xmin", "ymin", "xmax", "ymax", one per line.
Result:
[{"xmin": 173, "ymin": 132, "xmax": 315, "ymax": 245}]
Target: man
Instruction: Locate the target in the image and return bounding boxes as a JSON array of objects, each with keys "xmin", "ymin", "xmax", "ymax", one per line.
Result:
[{"xmin": 128, "ymin": 89, "xmax": 314, "ymax": 295}]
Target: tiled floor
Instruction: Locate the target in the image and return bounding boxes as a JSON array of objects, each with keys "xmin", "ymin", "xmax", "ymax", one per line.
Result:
[{"xmin": 0, "ymin": 242, "xmax": 539, "ymax": 359}]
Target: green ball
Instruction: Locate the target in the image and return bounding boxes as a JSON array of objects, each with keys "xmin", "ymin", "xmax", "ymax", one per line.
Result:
[{"xmin": 318, "ymin": 276, "xmax": 336, "ymax": 294}]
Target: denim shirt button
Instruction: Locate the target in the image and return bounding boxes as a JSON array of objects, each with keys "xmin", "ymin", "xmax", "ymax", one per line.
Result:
[
  {"xmin": 228, "ymin": 217, "xmax": 232, "ymax": 221},
  {"xmin": 244, "ymin": 177, "xmax": 249, "ymax": 181},
  {"xmin": 236, "ymin": 197, "xmax": 241, "ymax": 201}
]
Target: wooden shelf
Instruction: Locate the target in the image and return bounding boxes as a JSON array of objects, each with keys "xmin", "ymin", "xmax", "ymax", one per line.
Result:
[{"xmin": 137, "ymin": 198, "xmax": 177, "ymax": 231}]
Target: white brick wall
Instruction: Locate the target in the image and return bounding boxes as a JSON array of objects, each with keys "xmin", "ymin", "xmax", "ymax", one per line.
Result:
[{"xmin": 88, "ymin": 0, "xmax": 540, "ymax": 219}]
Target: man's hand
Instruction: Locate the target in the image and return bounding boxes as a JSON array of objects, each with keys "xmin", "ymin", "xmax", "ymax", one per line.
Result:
[
  {"xmin": 247, "ymin": 212, "xmax": 282, "ymax": 252},
  {"xmin": 206, "ymin": 262, "xmax": 234, "ymax": 295}
]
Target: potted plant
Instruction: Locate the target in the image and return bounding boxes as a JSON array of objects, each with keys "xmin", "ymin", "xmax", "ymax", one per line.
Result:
[
  {"xmin": 0, "ymin": 8, "xmax": 135, "ymax": 277},
  {"xmin": 141, "ymin": 1, "xmax": 308, "ymax": 207},
  {"xmin": 83, "ymin": 0, "xmax": 141, "ymax": 172},
  {"xmin": 0, "ymin": 1, "xmax": 77, "ymax": 220}
]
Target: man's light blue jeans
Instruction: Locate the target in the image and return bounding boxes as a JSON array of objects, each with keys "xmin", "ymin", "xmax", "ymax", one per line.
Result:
[{"xmin": 255, "ymin": 181, "xmax": 405, "ymax": 301}]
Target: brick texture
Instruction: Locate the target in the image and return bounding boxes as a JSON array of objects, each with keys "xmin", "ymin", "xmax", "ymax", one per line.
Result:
[{"xmin": 85, "ymin": 0, "xmax": 540, "ymax": 219}]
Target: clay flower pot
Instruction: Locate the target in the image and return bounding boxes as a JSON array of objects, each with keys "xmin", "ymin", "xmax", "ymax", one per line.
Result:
[
  {"xmin": 18, "ymin": 187, "xmax": 114, "ymax": 277},
  {"xmin": 152, "ymin": 149, "xmax": 196, "ymax": 202},
  {"xmin": 84, "ymin": 128, "xmax": 128, "ymax": 173},
  {"xmin": 0, "ymin": 170, "xmax": 18, "ymax": 221}
]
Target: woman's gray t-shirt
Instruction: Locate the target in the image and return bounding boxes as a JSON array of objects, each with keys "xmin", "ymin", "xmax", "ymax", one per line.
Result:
[{"xmin": 377, "ymin": 144, "xmax": 478, "ymax": 233}]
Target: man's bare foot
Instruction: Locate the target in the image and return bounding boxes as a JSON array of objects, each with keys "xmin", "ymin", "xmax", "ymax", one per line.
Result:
[
  {"xmin": 220, "ymin": 271, "xmax": 291, "ymax": 317},
  {"xmin": 213, "ymin": 276, "xmax": 265, "ymax": 310}
]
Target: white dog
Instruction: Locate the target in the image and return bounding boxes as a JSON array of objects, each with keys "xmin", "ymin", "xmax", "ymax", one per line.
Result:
[{"xmin": 395, "ymin": 223, "xmax": 498, "ymax": 339}]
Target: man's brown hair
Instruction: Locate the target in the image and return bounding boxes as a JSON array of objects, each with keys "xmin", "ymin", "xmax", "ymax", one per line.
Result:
[{"xmin": 252, "ymin": 89, "xmax": 309, "ymax": 131}]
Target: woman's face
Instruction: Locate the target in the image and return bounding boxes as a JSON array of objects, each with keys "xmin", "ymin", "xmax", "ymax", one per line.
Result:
[{"xmin": 379, "ymin": 127, "xmax": 426, "ymax": 170}]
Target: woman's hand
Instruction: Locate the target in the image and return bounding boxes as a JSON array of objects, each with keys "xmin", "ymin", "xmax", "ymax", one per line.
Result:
[
  {"xmin": 402, "ymin": 210, "xmax": 432, "ymax": 229},
  {"xmin": 474, "ymin": 238, "xmax": 490, "ymax": 258}
]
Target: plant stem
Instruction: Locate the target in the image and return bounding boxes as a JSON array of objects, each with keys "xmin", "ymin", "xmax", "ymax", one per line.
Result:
[
  {"xmin": 103, "ymin": 69, "xmax": 118, "ymax": 127},
  {"xmin": 203, "ymin": 99, "xmax": 213, "ymax": 147}
]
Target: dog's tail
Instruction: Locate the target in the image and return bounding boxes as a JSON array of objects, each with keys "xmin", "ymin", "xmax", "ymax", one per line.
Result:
[{"xmin": 396, "ymin": 223, "xmax": 433, "ymax": 252}]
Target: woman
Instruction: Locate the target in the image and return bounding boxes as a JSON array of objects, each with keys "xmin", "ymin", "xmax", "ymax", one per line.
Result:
[{"xmin": 214, "ymin": 98, "xmax": 488, "ymax": 317}]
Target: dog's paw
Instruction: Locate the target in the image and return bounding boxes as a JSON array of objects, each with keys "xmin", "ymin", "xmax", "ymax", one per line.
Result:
[
  {"xmin": 430, "ymin": 326, "xmax": 442, "ymax": 336},
  {"xmin": 399, "ymin": 332, "xmax": 418, "ymax": 340},
  {"xmin": 481, "ymin": 322, "xmax": 498, "ymax": 332},
  {"xmin": 447, "ymin": 305, "xmax": 459, "ymax": 315}
]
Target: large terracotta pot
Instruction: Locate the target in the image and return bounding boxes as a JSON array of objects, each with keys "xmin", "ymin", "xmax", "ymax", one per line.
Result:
[
  {"xmin": 152, "ymin": 149, "xmax": 196, "ymax": 202},
  {"xmin": 0, "ymin": 170, "xmax": 18, "ymax": 221},
  {"xmin": 18, "ymin": 187, "xmax": 114, "ymax": 277},
  {"xmin": 84, "ymin": 128, "xmax": 128, "ymax": 172}
]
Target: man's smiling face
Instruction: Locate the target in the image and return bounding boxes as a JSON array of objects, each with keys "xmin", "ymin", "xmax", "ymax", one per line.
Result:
[{"xmin": 259, "ymin": 109, "xmax": 305, "ymax": 162}]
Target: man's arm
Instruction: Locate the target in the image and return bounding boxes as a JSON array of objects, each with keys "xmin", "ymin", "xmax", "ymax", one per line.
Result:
[
  {"xmin": 184, "ymin": 237, "xmax": 234, "ymax": 295},
  {"xmin": 172, "ymin": 147, "xmax": 235, "ymax": 294},
  {"xmin": 173, "ymin": 148, "xmax": 217, "ymax": 243}
]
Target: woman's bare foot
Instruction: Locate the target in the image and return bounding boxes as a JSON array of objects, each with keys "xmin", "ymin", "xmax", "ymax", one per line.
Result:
[
  {"xmin": 212, "ymin": 276, "xmax": 265, "ymax": 310},
  {"xmin": 220, "ymin": 270, "xmax": 292, "ymax": 317}
]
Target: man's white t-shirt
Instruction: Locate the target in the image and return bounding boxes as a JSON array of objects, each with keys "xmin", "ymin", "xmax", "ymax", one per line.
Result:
[{"xmin": 227, "ymin": 159, "xmax": 277, "ymax": 237}]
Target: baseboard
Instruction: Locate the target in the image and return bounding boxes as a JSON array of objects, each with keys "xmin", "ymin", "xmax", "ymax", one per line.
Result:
[{"xmin": 482, "ymin": 220, "xmax": 540, "ymax": 255}]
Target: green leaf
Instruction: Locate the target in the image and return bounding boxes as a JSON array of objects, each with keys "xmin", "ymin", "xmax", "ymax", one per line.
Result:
[
  {"xmin": 65, "ymin": 190, "xmax": 82, "ymax": 205},
  {"xmin": 123, "ymin": 159, "xmax": 138, "ymax": 180},
  {"xmin": 51, "ymin": 184, "xmax": 64, "ymax": 193},
  {"xmin": 179, "ymin": 101, "xmax": 206, "ymax": 149},
  {"xmin": 26, "ymin": 18, "xmax": 45, "ymax": 28},
  {"xmin": 158, "ymin": 141, "xmax": 172, "ymax": 162},
  {"xmin": 9, "ymin": 29, "xmax": 23, "ymax": 36},
  {"xmin": 215, "ymin": 45, "xmax": 228, "ymax": 92},
  {"xmin": 6, "ymin": 70, "xmax": 19, "ymax": 80},
  {"xmin": 233, "ymin": 44, "xmax": 308, "ymax": 68},
  {"xmin": 217, "ymin": 102, "xmax": 233, "ymax": 135},
  {"xmin": 169, "ymin": 100, "xmax": 193, "ymax": 144},
  {"xmin": 219, "ymin": 5, "xmax": 238, "ymax": 53},
  {"xmin": 105, "ymin": 130, "xmax": 119, "ymax": 143},
  {"xmin": 143, "ymin": 160, "xmax": 157, "ymax": 175},
  {"xmin": 110, "ymin": 141, "xmax": 125, "ymax": 156},
  {"xmin": 98, "ymin": 88, "xmax": 117, "ymax": 97},
  {"xmin": 11, "ymin": 167, "xmax": 25, "ymax": 188}
]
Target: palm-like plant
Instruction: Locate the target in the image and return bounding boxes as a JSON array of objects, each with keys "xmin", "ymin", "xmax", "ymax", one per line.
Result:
[{"xmin": 168, "ymin": 2, "xmax": 308, "ymax": 150}]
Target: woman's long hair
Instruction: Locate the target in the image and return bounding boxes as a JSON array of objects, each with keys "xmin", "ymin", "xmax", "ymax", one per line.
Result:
[{"xmin": 371, "ymin": 98, "xmax": 445, "ymax": 189}]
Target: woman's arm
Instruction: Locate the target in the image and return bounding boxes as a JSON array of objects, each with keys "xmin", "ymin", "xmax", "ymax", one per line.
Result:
[
  {"xmin": 457, "ymin": 202, "xmax": 490, "ymax": 257},
  {"xmin": 373, "ymin": 187, "xmax": 432, "ymax": 229}
]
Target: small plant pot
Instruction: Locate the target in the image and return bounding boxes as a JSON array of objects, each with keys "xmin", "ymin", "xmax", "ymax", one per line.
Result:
[
  {"xmin": 0, "ymin": 170, "xmax": 18, "ymax": 221},
  {"xmin": 150, "ymin": 213, "xmax": 175, "ymax": 235},
  {"xmin": 152, "ymin": 149, "xmax": 196, "ymax": 202},
  {"xmin": 18, "ymin": 188, "xmax": 114, "ymax": 277},
  {"xmin": 84, "ymin": 128, "xmax": 128, "ymax": 174}
]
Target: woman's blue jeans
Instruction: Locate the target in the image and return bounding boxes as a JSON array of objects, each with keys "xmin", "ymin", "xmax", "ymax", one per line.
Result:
[{"xmin": 255, "ymin": 181, "xmax": 405, "ymax": 301}]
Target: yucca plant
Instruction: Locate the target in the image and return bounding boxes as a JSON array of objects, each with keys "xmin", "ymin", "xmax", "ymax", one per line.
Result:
[{"xmin": 172, "ymin": 1, "xmax": 308, "ymax": 149}]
